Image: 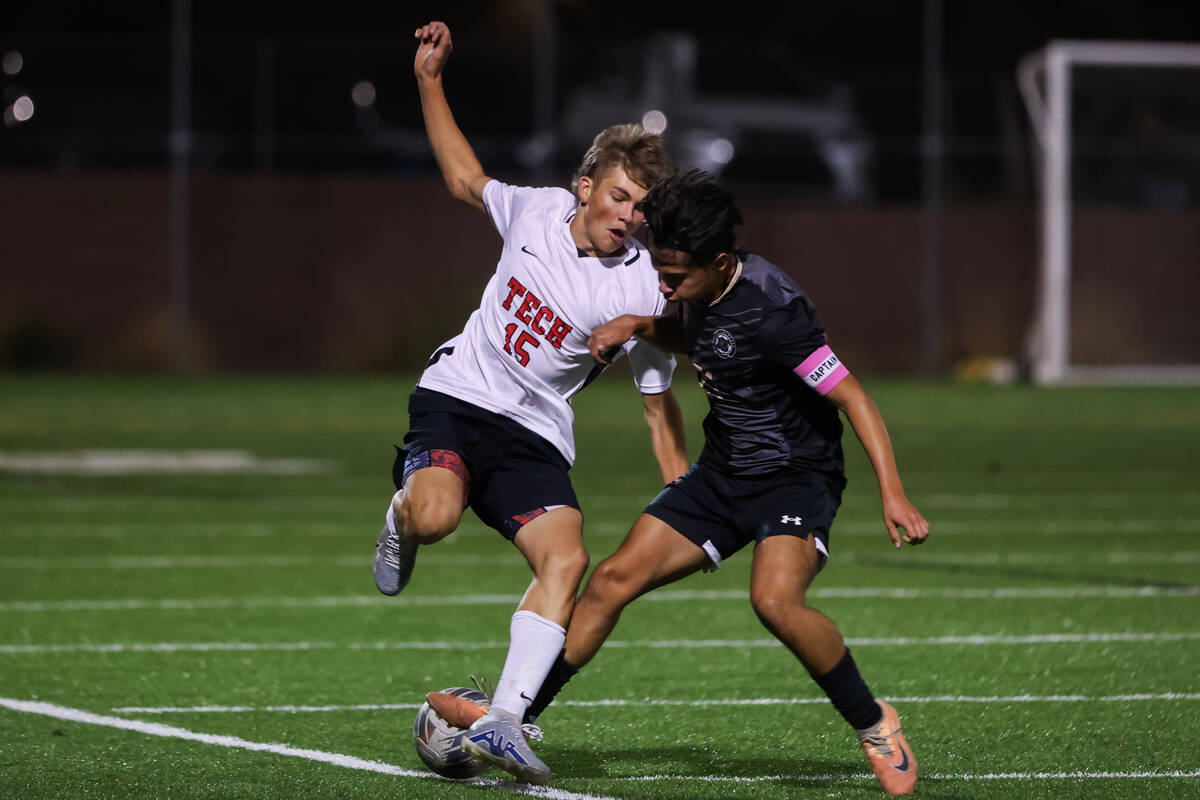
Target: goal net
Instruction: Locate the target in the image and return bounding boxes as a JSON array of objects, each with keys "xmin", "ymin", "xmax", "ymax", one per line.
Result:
[{"xmin": 1018, "ymin": 41, "xmax": 1200, "ymax": 385}]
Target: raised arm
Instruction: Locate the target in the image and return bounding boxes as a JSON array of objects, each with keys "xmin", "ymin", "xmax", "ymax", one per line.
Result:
[
  {"xmin": 825, "ymin": 375, "xmax": 930, "ymax": 549},
  {"xmin": 641, "ymin": 389, "xmax": 689, "ymax": 484},
  {"xmin": 414, "ymin": 21, "xmax": 490, "ymax": 212}
]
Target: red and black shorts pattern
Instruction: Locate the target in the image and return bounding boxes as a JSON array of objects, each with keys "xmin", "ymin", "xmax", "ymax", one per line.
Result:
[
  {"xmin": 397, "ymin": 388, "xmax": 580, "ymax": 541},
  {"xmin": 400, "ymin": 448, "xmax": 470, "ymax": 489}
]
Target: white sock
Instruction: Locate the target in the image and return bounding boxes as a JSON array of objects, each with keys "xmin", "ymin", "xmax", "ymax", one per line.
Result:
[
  {"xmin": 490, "ymin": 610, "xmax": 566, "ymax": 718},
  {"xmin": 384, "ymin": 490, "xmax": 403, "ymax": 533}
]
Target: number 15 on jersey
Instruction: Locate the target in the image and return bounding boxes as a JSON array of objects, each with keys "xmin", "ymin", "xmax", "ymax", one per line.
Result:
[{"xmin": 502, "ymin": 323, "xmax": 539, "ymax": 367}]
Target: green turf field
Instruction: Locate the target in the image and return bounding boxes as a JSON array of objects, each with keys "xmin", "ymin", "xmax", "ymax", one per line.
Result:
[{"xmin": 1, "ymin": 374, "xmax": 1197, "ymax": 799}]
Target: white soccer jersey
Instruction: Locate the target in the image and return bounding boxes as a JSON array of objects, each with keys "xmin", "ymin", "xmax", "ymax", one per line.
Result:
[{"xmin": 417, "ymin": 180, "xmax": 675, "ymax": 465}]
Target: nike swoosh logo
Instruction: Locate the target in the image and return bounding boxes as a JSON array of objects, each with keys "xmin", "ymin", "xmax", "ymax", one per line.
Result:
[
  {"xmin": 521, "ymin": 245, "xmax": 538, "ymax": 258},
  {"xmin": 520, "ymin": 691, "xmax": 533, "ymax": 702},
  {"xmin": 892, "ymin": 745, "xmax": 910, "ymax": 773}
]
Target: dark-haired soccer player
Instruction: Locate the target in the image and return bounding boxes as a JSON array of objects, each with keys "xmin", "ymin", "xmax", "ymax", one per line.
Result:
[
  {"xmin": 538, "ymin": 169, "xmax": 930, "ymax": 794},
  {"xmin": 373, "ymin": 21, "xmax": 688, "ymax": 784}
]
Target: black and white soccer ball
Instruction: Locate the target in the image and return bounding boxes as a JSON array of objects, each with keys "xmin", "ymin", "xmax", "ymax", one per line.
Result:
[{"xmin": 412, "ymin": 686, "xmax": 491, "ymax": 779}]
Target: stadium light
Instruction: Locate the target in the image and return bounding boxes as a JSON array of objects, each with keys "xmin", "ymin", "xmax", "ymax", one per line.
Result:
[
  {"xmin": 351, "ymin": 80, "xmax": 376, "ymax": 108},
  {"xmin": 707, "ymin": 138, "xmax": 734, "ymax": 165},
  {"xmin": 641, "ymin": 109, "xmax": 667, "ymax": 134},
  {"xmin": 2, "ymin": 51, "xmax": 21, "ymax": 76},
  {"xmin": 12, "ymin": 95, "xmax": 34, "ymax": 122}
]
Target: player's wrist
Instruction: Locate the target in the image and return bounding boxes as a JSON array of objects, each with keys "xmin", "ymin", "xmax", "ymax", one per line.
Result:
[{"xmin": 630, "ymin": 315, "xmax": 653, "ymax": 335}]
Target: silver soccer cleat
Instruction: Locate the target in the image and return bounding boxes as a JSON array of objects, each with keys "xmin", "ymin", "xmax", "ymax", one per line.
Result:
[{"xmin": 373, "ymin": 523, "xmax": 418, "ymax": 596}]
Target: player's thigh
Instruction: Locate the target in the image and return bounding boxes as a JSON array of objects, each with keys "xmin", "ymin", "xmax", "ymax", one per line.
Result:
[
  {"xmin": 750, "ymin": 533, "xmax": 824, "ymax": 604},
  {"xmin": 471, "ymin": 437, "xmax": 581, "ymax": 541},
  {"xmin": 512, "ymin": 506, "xmax": 587, "ymax": 581},
  {"xmin": 401, "ymin": 464, "xmax": 468, "ymax": 541},
  {"xmin": 747, "ymin": 470, "xmax": 840, "ymax": 585},
  {"xmin": 588, "ymin": 513, "xmax": 711, "ymax": 601}
]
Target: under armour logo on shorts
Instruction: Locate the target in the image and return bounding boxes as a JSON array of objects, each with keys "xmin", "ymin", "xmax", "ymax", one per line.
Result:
[{"xmin": 780, "ymin": 515, "xmax": 803, "ymax": 525}]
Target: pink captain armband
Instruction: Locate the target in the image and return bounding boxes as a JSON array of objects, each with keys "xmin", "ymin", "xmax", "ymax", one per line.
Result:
[{"xmin": 795, "ymin": 345, "xmax": 850, "ymax": 396}]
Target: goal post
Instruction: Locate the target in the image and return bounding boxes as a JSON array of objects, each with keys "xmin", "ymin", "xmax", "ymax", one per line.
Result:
[{"xmin": 1018, "ymin": 40, "xmax": 1200, "ymax": 385}]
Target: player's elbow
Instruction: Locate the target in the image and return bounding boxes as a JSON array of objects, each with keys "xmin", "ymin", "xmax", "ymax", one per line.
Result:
[
  {"xmin": 827, "ymin": 377, "xmax": 868, "ymax": 416},
  {"xmin": 444, "ymin": 178, "xmax": 477, "ymax": 207},
  {"xmin": 440, "ymin": 169, "xmax": 486, "ymax": 210}
]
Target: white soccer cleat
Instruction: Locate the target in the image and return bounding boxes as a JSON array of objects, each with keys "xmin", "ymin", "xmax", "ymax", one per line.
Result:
[{"xmin": 461, "ymin": 708, "xmax": 550, "ymax": 784}]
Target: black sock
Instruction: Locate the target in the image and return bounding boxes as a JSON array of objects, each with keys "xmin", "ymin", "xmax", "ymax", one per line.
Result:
[
  {"xmin": 812, "ymin": 648, "xmax": 882, "ymax": 730},
  {"xmin": 523, "ymin": 650, "xmax": 578, "ymax": 724}
]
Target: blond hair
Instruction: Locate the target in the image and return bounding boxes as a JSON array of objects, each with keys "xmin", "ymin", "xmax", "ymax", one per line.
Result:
[{"xmin": 570, "ymin": 124, "xmax": 671, "ymax": 195}]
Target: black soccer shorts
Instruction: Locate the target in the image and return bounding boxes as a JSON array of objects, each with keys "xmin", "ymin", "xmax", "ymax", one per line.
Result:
[
  {"xmin": 397, "ymin": 388, "xmax": 580, "ymax": 540},
  {"xmin": 644, "ymin": 460, "xmax": 845, "ymax": 570}
]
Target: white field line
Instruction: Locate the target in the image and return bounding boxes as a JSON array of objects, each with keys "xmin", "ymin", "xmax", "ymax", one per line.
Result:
[
  {"xmin": 832, "ymin": 518, "xmax": 1200, "ymax": 536},
  {"xmin": 610, "ymin": 770, "xmax": 1200, "ymax": 784},
  {"xmin": 846, "ymin": 551, "xmax": 1200, "ymax": 565},
  {"xmin": 0, "ymin": 554, "xmax": 519, "ymax": 570},
  {"xmin": 15, "ymin": 490, "xmax": 1195, "ymax": 517},
  {"xmin": 2, "ymin": 523, "xmax": 368, "ymax": 539},
  {"xmin": 6, "ymin": 550, "xmax": 1200, "ymax": 571},
  {"xmin": 0, "ymin": 697, "xmax": 615, "ymax": 800},
  {"xmin": 111, "ymin": 692, "xmax": 1200, "ymax": 715},
  {"xmin": 3, "ymin": 585, "xmax": 1198, "ymax": 614},
  {"xmin": 4, "ymin": 700, "xmax": 1195, "ymax": 796},
  {"xmin": 3, "ymin": 631, "xmax": 1198, "ymax": 656},
  {"xmin": 903, "ymin": 492, "xmax": 1200, "ymax": 510},
  {"xmin": 0, "ymin": 450, "xmax": 334, "ymax": 475},
  {"xmin": 582, "ymin": 491, "xmax": 1200, "ymax": 511},
  {"xmin": 7, "ymin": 490, "xmax": 1197, "ymax": 509},
  {"xmin": 2, "ymin": 698, "xmax": 1194, "ymax": 790},
  {"xmin": 7, "ymin": 518, "xmax": 1200, "ymax": 540}
]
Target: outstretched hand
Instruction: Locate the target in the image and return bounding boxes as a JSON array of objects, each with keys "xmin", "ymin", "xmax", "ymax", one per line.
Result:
[
  {"xmin": 881, "ymin": 493, "xmax": 930, "ymax": 549},
  {"xmin": 414, "ymin": 21, "xmax": 452, "ymax": 81}
]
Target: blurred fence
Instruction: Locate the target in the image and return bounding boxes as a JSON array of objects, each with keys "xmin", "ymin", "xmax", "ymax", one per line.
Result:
[{"xmin": 4, "ymin": 170, "xmax": 1041, "ymax": 374}]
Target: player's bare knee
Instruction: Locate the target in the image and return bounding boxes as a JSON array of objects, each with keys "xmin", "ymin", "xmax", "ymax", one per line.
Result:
[
  {"xmin": 565, "ymin": 545, "xmax": 590, "ymax": 582},
  {"xmin": 750, "ymin": 587, "xmax": 805, "ymax": 628},
  {"xmin": 585, "ymin": 557, "xmax": 640, "ymax": 603},
  {"xmin": 399, "ymin": 496, "xmax": 458, "ymax": 543},
  {"xmin": 536, "ymin": 544, "xmax": 590, "ymax": 588}
]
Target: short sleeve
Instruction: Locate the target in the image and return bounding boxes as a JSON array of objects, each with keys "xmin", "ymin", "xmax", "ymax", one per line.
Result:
[
  {"xmin": 761, "ymin": 298, "xmax": 850, "ymax": 396},
  {"xmin": 761, "ymin": 298, "xmax": 825, "ymax": 367},
  {"xmin": 481, "ymin": 180, "xmax": 545, "ymax": 238},
  {"xmin": 626, "ymin": 338, "xmax": 676, "ymax": 394}
]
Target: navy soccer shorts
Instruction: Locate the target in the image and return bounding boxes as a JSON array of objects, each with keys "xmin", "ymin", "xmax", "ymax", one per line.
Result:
[
  {"xmin": 644, "ymin": 460, "xmax": 845, "ymax": 570},
  {"xmin": 396, "ymin": 388, "xmax": 580, "ymax": 540}
]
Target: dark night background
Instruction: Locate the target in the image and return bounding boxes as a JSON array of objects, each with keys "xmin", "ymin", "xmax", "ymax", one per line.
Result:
[
  {"xmin": 2, "ymin": 2, "xmax": 1198, "ymax": 374},
  {"xmin": 5, "ymin": 1, "xmax": 1199, "ymax": 201}
]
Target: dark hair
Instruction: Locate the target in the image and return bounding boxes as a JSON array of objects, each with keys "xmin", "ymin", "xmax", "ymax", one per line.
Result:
[
  {"xmin": 570, "ymin": 124, "xmax": 672, "ymax": 194},
  {"xmin": 641, "ymin": 169, "xmax": 743, "ymax": 265}
]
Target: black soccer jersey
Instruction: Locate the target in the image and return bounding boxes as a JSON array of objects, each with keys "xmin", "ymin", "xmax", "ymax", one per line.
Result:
[{"xmin": 677, "ymin": 252, "xmax": 846, "ymax": 476}]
